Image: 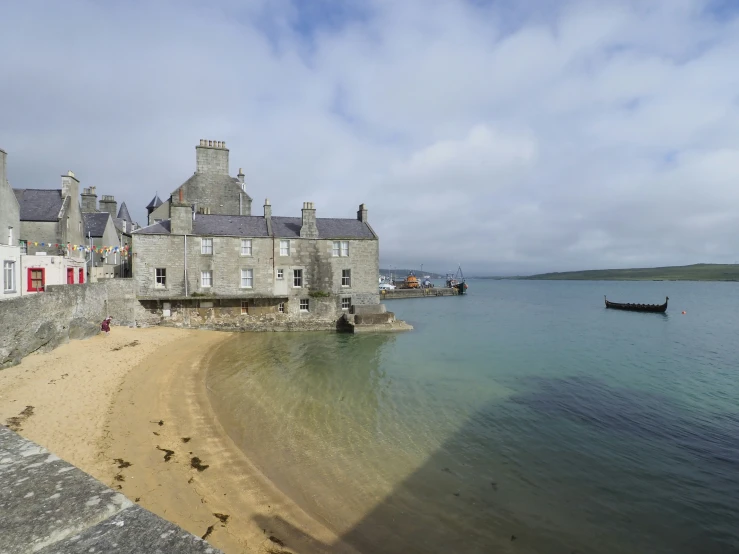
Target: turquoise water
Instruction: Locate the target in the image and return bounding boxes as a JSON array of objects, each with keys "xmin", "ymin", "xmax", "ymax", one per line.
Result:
[{"xmin": 207, "ymin": 280, "xmax": 739, "ymax": 553}]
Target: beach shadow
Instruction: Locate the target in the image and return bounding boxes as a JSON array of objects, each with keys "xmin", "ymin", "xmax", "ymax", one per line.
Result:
[{"xmin": 249, "ymin": 373, "xmax": 739, "ymax": 554}]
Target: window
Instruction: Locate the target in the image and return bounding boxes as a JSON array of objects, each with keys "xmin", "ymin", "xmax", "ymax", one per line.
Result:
[
  {"xmin": 155, "ymin": 268, "xmax": 166, "ymax": 288},
  {"xmin": 278, "ymin": 302, "xmax": 285, "ymax": 313},
  {"xmin": 201, "ymin": 270, "xmax": 212, "ymax": 288},
  {"xmin": 280, "ymin": 240, "xmax": 290, "ymax": 256},
  {"xmin": 241, "ymin": 300, "xmax": 249, "ymax": 314},
  {"xmin": 276, "ymin": 268, "xmax": 284, "ymax": 280},
  {"xmin": 241, "ymin": 239, "xmax": 252, "ymax": 256},
  {"xmin": 201, "ymin": 238, "xmax": 213, "ymax": 255},
  {"xmin": 241, "ymin": 268, "xmax": 253, "ymax": 288},
  {"xmin": 341, "ymin": 297, "xmax": 351, "ymax": 310},
  {"xmin": 78, "ymin": 268, "xmax": 84, "ymax": 284},
  {"xmin": 293, "ymin": 269, "xmax": 303, "ymax": 287},
  {"xmin": 28, "ymin": 268, "xmax": 45, "ymax": 292},
  {"xmin": 299, "ymin": 299, "xmax": 309, "ymax": 312},
  {"xmin": 341, "ymin": 269, "xmax": 351, "ymax": 287},
  {"xmin": 20, "ymin": 240, "xmax": 27, "ymax": 255},
  {"xmin": 7, "ymin": 227, "xmax": 12, "ymax": 246},
  {"xmin": 4, "ymin": 261, "xmax": 15, "ymax": 292},
  {"xmin": 332, "ymin": 241, "xmax": 349, "ymax": 257}
]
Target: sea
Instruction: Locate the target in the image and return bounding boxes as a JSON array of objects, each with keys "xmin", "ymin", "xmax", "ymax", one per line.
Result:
[{"xmin": 206, "ymin": 280, "xmax": 739, "ymax": 554}]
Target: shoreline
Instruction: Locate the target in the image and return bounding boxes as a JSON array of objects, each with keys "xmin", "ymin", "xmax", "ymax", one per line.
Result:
[{"xmin": 0, "ymin": 327, "xmax": 355, "ymax": 554}]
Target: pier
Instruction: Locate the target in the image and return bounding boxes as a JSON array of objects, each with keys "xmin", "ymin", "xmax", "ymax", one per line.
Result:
[{"xmin": 381, "ymin": 287, "xmax": 460, "ymax": 299}]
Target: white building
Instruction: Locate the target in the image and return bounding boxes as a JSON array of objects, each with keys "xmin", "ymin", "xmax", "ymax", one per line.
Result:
[
  {"xmin": 21, "ymin": 253, "xmax": 86, "ymax": 293},
  {"xmin": 0, "ymin": 148, "xmax": 21, "ymax": 300}
]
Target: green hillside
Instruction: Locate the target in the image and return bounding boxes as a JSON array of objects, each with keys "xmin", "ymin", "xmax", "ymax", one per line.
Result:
[{"xmin": 519, "ymin": 264, "xmax": 739, "ymax": 281}]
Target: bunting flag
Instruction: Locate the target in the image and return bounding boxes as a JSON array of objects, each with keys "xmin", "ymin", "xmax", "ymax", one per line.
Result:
[{"xmin": 19, "ymin": 240, "xmax": 131, "ymax": 257}]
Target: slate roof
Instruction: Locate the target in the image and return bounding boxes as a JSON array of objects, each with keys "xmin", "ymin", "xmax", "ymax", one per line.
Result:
[
  {"xmin": 132, "ymin": 220, "xmax": 171, "ymax": 235},
  {"xmin": 13, "ymin": 188, "xmax": 64, "ymax": 222},
  {"xmin": 146, "ymin": 194, "xmax": 163, "ymax": 210},
  {"xmin": 272, "ymin": 216, "xmax": 376, "ymax": 239},
  {"xmin": 83, "ymin": 212, "xmax": 111, "ymax": 238},
  {"xmin": 117, "ymin": 202, "xmax": 132, "ymax": 222},
  {"xmin": 133, "ymin": 214, "xmax": 375, "ymax": 239},
  {"xmin": 193, "ymin": 215, "xmax": 269, "ymax": 237}
]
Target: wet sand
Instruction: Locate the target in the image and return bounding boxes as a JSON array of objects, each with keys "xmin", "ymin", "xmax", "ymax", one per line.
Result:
[{"xmin": 0, "ymin": 327, "xmax": 355, "ymax": 554}]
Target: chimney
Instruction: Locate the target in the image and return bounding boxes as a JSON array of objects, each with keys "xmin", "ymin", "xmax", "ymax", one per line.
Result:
[
  {"xmin": 0, "ymin": 149, "xmax": 6, "ymax": 188},
  {"xmin": 81, "ymin": 186, "xmax": 98, "ymax": 213},
  {"xmin": 263, "ymin": 198, "xmax": 271, "ymax": 218},
  {"xmin": 195, "ymin": 138, "xmax": 229, "ymax": 175},
  {"xmin": 237, "ymin": 167, "xmax": 245, "ymax": 184},
  {"xmin": 357, "ymin": 203, "xmax": 368, "ymax": 223},
  {"xmin": 99, "ymin": 194, "xmax": 117, "ymax": 217},
  {"xmin": 170, "ymin": 188, "xmax": 192, "ymax": 234},
  {"xmin": 61, "ymin": 170, "xmax": 79, "ymax": 200},
  {"xmin": 300, "ymin": 202, "xmax": 318, "ymax": 239}
]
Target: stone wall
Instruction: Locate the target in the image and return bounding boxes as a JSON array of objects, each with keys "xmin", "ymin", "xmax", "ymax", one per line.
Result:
[{"xmin": 0, "ymin": 279, "xmax": 136, "ymax": 368}]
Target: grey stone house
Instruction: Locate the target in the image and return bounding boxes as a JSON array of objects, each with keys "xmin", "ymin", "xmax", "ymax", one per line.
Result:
[
  {"xmin": 82, "ymin": 212, "xmax": 120, "ymax": 278},
  {"xmin": 81, "ymin": 186, "xmax": 136, "ymax": 277},
  {"xmin": 133, "ymin": 197, "xmax": 380, "ymax": 329},
  {"xmin": 147, "ymin": 140, "xmax": 251, "ymax": 225},
  {"xmin": 13, "ymin": 171, "xmax": 86, "ymax": 259}
]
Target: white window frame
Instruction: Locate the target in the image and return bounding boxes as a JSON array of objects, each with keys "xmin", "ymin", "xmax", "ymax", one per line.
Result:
[
  {"xmin": 332, "ymin": 241, "xmax": 350, "ymax": 257},
  {"xmin": 278, "ymin": 302, "xmax": 285, "ymax": 313},
  {"xmin": 279, "ymin": 240, "xmax": 290, "ymax": 256},
  {"xmin": 201, "ymin": 237, "xmax": 213, "ymax": 255},
  {"xmin": 20, "ymin": 241, "xmax": 27, "ymax": 255},
  {"xmin": 341, "ymin": 297, "xmax": 351, "ymax": 310},
  {"xmin": 7, "ymin": 227, "xmax": 12, "ymax": 246},
  {"xmin": 276, "ymin": 268, "xmax": 284, "ymax": 280},
  {"xmin": 240, "ymin": 239, "xmax": 252, "ymax": 256},
  {"xmin": 155, "ymin": 268, "xmax": 166, "ymax": 288},
  {"xmin": 201, "ymin": 270, "xmax": 213, "ymax": 288},
  {"xmin": 341, "ymin": 269, "xmax": 351, "ymax": 287},
  {"xmin": 299, "ymin": 299, "xmax": 309, "ymax": 312},
  {"xmin": 3, "ymin": 261, "xmax": 15, "ymax": 292},
  {"xmin": 241, "ymin": 268, "xmax": 253, "ymax": 288},
  {"xmin": 293, "ymin": 269, "xmax": 303, "ymax": 288}
]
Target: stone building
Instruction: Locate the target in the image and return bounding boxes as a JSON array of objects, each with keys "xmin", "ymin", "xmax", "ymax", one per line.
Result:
[
  {"xmin": 13, "ymin": 169, "xmax": 87, "ymax": 292},
  {"xmin": 0, "ymin": 148, "xmax": 21, "ymax": 299},
  {"xmin": 81, "ymin": 186, "xmax": 136, "ymax": 277},
  {"xmin": 13, "ymin": 171, "xmax": 86, "ymax": 259},
  {"xmin": 133, "ymin": 194, "xmax": 381, "ymax": 329},
  {"xmin": 146, "ymin": 140, "xmax": 251, "ymax": 225}
]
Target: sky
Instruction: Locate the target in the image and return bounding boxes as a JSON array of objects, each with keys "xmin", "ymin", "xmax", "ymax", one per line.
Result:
[{"xmin": 1, "ymin": 0, "xmax": 739, "ymax": 276}]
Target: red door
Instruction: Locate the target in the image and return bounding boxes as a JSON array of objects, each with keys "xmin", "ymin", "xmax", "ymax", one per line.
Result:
[
  {"xmin": 67, "ymin": 268, "xmax": 74, "ymax": 284},
  {"xmin": 78, "ymin": 268, "xmax": 84, "ymax": 284},
  {"xmin": 28, "ymin": 268, "xmax": 45, "ymax": 292}
]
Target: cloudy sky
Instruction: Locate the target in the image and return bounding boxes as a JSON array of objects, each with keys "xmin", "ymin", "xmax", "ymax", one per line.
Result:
[{"xmin": 2, "ymin": 0, "xmax": 738, "ymax": 275}]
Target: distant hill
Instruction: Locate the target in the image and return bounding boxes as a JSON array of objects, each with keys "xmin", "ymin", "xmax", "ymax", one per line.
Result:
[
  {"xmin": 380, "ymin": 268, "xmax": 446, "ymax": 279},
  {"xmin": 518, "ymin": 263, "xmax": 739, "ymax": 281}
]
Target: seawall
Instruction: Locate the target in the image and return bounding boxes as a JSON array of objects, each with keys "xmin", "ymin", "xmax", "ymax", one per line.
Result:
[
  {"xmin": 0, "ymin": 280, "xmax": 137, "ymax": 368},
  {"xmin": 0, "ymin": 424, "xmax": 222, "ymax": 553},
  {"xmin": 381, "ymin": 287, "xmax": 459, "ymax": 299}
]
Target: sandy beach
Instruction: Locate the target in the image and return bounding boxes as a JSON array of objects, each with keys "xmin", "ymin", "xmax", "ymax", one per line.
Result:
[{"xmin": 0, "ymin": 326, "xmax": 354, "ymax": 554}]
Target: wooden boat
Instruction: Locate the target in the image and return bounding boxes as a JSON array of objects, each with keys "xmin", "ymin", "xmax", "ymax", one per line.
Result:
[{"xmin": 604, "ymin": 296, "xmax": 668, "ymax": 313}]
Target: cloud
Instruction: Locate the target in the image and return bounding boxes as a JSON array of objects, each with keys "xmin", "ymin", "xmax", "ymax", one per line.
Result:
[{"xmin": 1, "ymin": 0, "xmax": 738, "ymax": 274}]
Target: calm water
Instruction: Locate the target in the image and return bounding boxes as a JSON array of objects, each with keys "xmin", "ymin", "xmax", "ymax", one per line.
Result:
[{"xmin": 206, "ymin": 280, "xmax": 739, "ymax": 553}]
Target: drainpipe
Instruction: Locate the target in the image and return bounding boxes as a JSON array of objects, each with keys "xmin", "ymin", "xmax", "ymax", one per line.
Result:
[{"xmin": 184, "ymin": 234, "xmax": 188, "ymax": 297}]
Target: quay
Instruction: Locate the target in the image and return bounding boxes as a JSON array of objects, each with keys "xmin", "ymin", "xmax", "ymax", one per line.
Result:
[
  {"xmin": 381, "ymin": 287, "xmax": 460, "ymax": 299},
  {"xmin": 0, "ymin": 425, "xmax": 221, "ymax": 554}
]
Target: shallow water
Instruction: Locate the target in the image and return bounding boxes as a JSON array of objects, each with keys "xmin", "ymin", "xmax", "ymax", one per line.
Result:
[{"xmin": 206, "ymin": 280, "xmax": 739, "ymax": 553}]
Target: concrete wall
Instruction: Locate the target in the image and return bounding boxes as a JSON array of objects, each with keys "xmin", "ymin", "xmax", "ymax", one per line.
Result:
[{"xmin": 0, "ymin": 279, "xmax": 136, "ymax": 368}]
